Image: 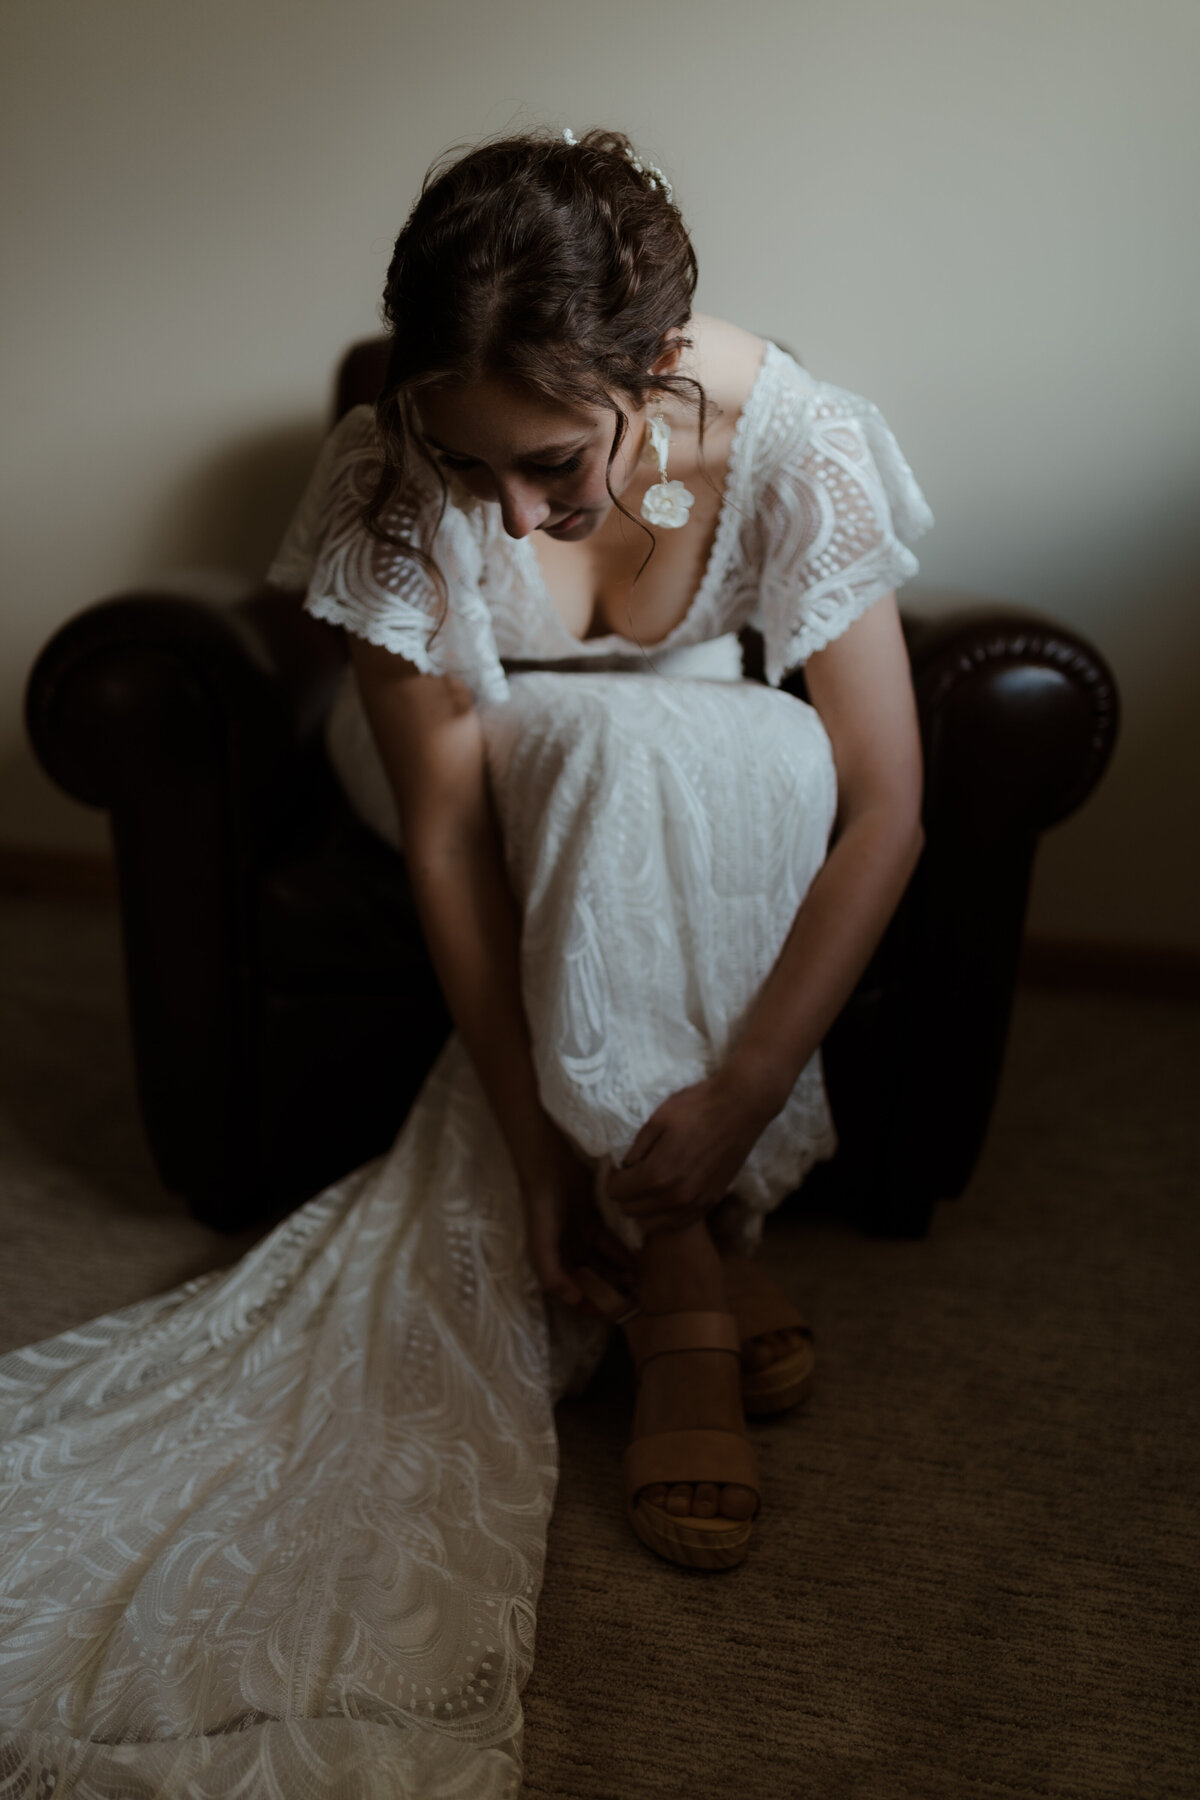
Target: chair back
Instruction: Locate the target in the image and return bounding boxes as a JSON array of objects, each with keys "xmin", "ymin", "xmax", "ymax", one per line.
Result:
[{"xmin": 334, "ymin": 338, "xmax": 390, "ymax": 420}]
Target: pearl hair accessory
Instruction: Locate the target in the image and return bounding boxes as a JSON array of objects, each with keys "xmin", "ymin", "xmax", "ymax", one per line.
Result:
[
  {"xmin": 560, "ymin": 128, "xmax": 674, "ymax": 203},
  {"xmin": 558, "ymin": 131, "xmax": 689, "ymax": 527},
  {"xmin": 623, "ymin": 146, "xmax": 673, "ymax": 203},
  {"xmin": 641, "ymin": 407, "xmax": 695, "ymax": 530}
]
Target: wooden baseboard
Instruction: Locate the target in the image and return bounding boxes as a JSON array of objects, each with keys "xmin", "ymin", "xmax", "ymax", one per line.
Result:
[
  {"xmin": 1020, "ymin": 934, "xmax": 1200, "ymax": 1002},
  {"xmin": 0, "ymin": 847, "xmax": 116, "ymax": 901}
]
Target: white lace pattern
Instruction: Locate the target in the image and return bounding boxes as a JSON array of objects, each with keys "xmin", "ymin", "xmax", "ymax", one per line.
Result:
[
  {"xmin": 0, "ymin": 1044, "xmax": 556, "ymax": 1798},
  {"xmin": 267, "ymin": 343, "xmax": 932, "ymax": 694},
  {"xmin": 269, "ymin": 418, "xmax": 508, "ymax": 707},
  {"xmin": 0, "ymin": 346, "xmax": 931, "ymax": 1797},
  {"xmin": 483, "ymin": 672, "xmax": 839, "ymax": 1248}
]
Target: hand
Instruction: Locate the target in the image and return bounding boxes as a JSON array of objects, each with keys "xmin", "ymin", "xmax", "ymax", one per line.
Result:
[
  {"xmin": 606, "ymin": 1064, "xmax": 780, "ymax": 1235},
  {"xmin": 520, "ymin": 1135, "xmax": 633, "ymax": 1311}
]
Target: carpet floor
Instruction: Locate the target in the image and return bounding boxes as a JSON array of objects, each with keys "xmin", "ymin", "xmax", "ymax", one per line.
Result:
[{"xmin": 1, "ymin": 895, "xmax": 1197, "ymax": 1799}]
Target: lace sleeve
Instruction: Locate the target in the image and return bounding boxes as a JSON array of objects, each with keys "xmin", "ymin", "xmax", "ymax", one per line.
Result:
[
  {"xmin": 753, "ymin": 380, "xmax": 934, "ymax": 685},
  {"xmin": 266, "ymin": 408, "xmax": 509, "ymax": 706}
]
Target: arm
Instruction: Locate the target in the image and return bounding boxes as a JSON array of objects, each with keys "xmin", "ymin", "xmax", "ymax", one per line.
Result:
[
  {"xmin": 608, "ymin": 593, "xmax": 924, "ymax": 1230},
  {"xmin": 348, "ymin": 636, "xmax": 602, "ymax": 1303}
]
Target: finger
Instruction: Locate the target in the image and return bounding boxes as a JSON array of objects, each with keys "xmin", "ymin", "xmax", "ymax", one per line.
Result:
[
  {"xmin": 611, "ymin": 1168, "xmax": 674, "ymax": 1211},
  {"xmin": 528, "ymin": 1219, "xmax": 582, "ymax": 1308},
  {"xmin": 618, "ymin": 1117, "xmax": 668, "ymax": 1170},
  {"xmin": 606, "ymin": 1167, "xmax": 641, "ymax": 1206},
  {"xmin": 547, "ymin": 1270, "xmax": 584, "ymax": 1307},
  {"xmin": 545, "ymin": 1271, "xmax": 584, "ymax": 1308},
  {"xmin": 619, "ymin": 1211, "xmax": 681, "ymax": 1236},
  {"xmin": 573, "ymin": 1265, "xmax": 636, "ymax": 1322},
  {"xmin": 637, "ymin": 1212, "xmax": 704, "ymax": 1238},
  {"xmin": 588, "ymin": 1225, "xmax": 634, "ymax": 1269},
  {"xmin": 608, "ymin": 1146, "xmax": 670, "ymax": 1205},
  {"xmin": 624, "ymin": 1203, "xmax": 706, "ymax": 1229}
]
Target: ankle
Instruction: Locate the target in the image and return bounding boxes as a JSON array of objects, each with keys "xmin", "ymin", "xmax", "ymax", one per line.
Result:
[{"xmin": 635, "ymin": 1220, "xmax": 728, "ymax": 1315}]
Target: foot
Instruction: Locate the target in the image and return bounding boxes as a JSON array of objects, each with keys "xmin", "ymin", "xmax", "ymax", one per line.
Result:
[
  {"xmin": 630, "ymin": 1227, "xmax": 755, "ymax": 1523},
  {"xmin": 721, "ymin": 1249, "xmax": 812, "ymax": 1380}
]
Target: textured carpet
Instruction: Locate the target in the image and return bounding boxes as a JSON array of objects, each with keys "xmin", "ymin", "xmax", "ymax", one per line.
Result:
[{"xmin": 2, "ymin": 896, "xmax": 1198, "ymax": 1799}]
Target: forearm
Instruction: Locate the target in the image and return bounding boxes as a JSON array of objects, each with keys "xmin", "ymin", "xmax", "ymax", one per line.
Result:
[
  {"xmin": 346, "ymin": 645, "xmax": 565, "ymax": 1190},
  {"xmin": 405, "ymin": 815, "xmax": 566, "ymax": 1189},
  {"xmin": 728, "ymin": 803, "xmax": 924, "ymax": 1121},
  {"xmin": 609, "ymin": 597, "xmax": 926, "ymax": 1231}
]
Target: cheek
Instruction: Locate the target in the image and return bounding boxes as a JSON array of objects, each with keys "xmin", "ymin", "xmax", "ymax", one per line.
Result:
[{"xmin": 576, "ymin": 458, "xmax": 619, "ymax": 510}]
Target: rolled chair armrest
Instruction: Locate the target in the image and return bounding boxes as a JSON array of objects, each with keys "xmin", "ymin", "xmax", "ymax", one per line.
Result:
[
  {"xmin": 902, "ymin": 596, "xmax": 1119, "ymax": 838},
  {"xmin": 25, "ymin": 574, "xmax": 346, "ymax": 824},
  {"xmin": 24, "ymin": 575, "xmax": 347, "ymax": 1203},
  {"xmin": 815, "ymin": 595, "xmax": 1119, "ymax": 1232}
]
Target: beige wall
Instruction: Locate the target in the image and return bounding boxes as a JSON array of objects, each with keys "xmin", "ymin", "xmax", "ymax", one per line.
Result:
[{"xmin": 3, "ymin": 0, "xmax": 1198, "ymax": 947}]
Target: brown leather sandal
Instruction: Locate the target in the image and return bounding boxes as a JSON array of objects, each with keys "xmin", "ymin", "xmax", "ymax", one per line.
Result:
[
  {"xmin": 575, "ymin": 1261, "xmax": 814, "ymax": 1418},
  {"xmin": 721, "ymin": 1255, "xmax": 816, "ymax": 1417},
  {"xmin": 622, "ymin": 1310, "xmax": 759, "ymax": 1570}
]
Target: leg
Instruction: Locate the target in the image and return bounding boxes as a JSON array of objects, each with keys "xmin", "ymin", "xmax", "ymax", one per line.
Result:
[
  {"xmin": 628, "ymin": 1220, "xmax": 756, "ymax": 1523},
  {"xmin": 721, "ymin": 1248, "xmax": 814, "ymax": 1376}
]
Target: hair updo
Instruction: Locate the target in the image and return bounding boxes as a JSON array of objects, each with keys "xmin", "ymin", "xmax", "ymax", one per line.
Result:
[{"xmin": 365, "ymin": 127, "xmax": 705, "ymax": 600}]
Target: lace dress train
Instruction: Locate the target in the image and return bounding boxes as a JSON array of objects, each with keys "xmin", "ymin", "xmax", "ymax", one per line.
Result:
[{"xmin": 0, "ymin": 671, "xmax": 837, "ymax": 1799}]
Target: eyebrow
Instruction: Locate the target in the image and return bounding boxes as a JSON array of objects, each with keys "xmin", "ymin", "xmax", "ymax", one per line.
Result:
[{"xmin": 424, "ymin": 434, "xmax": 588, "ymax": 461}]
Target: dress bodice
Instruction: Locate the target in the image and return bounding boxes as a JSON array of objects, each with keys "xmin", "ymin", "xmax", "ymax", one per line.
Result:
[{"xmin": 267, "ymin": 342, "xmax": 933, "ymax": 703}]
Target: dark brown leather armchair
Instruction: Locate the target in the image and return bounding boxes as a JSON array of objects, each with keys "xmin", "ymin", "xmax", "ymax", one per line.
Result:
[{"xmin": 25, "ymin": 340, "xmax": 1119, "ymax": 1237}]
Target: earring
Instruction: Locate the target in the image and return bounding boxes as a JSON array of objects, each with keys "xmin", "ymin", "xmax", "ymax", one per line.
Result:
[{"xmin": 640, "ymin": 404, "xmax": 696, "ymax": 529}]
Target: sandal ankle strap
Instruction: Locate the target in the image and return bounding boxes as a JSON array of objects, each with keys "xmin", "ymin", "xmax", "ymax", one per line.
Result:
[{"xmin": 624, "ymin": 1309, "xmax": 741, "ymax": 1371}]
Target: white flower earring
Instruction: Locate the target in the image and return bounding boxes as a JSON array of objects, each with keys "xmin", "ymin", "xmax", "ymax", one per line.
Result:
[{"xmin": 640, "ymin": 403, "xmax": 695, "ymax": 529}]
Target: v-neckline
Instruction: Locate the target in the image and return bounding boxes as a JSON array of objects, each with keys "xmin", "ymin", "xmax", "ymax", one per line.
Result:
[{"xmin": 518, "ymin": 341, "xmax": 776, "ymax": 654}]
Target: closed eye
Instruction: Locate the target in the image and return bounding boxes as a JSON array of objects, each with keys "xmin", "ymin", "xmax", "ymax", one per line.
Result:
[
  {"xmin": 436, "ymin": 453, "xmax": 582, "ymax": 477},
  {"xmin": 531, "ymin": 455, "xmax": 583, "ymax": 476}
]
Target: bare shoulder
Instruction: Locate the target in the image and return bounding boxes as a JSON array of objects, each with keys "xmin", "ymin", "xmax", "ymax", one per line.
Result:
[{"xmin": 686, "ymin": 313, "xmax": 770, "ymax": 416}]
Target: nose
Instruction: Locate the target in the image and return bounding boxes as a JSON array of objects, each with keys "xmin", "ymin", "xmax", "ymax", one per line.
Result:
[{"xmin": 496, "ymin": 478, "xmax": 551, "ymax": 539}]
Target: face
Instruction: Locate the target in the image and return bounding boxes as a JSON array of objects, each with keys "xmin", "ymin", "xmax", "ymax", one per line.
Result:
[{"xmin": 414, "ymin": 373, "xmax": 646, "ymax": 542}]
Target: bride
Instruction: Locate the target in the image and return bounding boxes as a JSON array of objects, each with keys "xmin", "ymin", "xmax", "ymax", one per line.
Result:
[{"xmin": 0, "ymin": 128, "xmax": 931, "ymax": 1797}]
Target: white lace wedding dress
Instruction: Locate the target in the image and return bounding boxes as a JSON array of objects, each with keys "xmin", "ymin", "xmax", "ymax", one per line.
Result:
[{"xmin": 0, "ymin": 346, "xmax": 931, "ymax": 1798}]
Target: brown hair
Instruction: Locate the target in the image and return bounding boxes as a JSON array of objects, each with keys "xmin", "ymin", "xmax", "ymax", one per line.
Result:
[{"xmin": 364, "ymin": 127, "xmax": 705, "ymax": 611}]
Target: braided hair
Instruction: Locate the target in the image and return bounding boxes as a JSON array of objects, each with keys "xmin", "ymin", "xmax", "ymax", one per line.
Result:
[{"xmin": 364, "ymin": 127, "xmax": 706, "ymax": 608}]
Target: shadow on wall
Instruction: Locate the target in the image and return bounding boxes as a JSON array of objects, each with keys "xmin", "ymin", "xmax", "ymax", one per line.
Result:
[
  {"xmin": 2, "ymin": 415, "xmax": 331, "ymax": 853},
  {"xmin": 1030, "ymin": 560, "xmax": 1200, "ymax": 948},
  {"xmin": 133, "ymin": 416, "xmax": 328, "ymax": 582}
]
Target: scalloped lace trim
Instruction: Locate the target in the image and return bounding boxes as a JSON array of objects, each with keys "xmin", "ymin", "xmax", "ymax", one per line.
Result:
[
  {"xmin": 303, "ymin": 592, "xmax": 437, "ymax": 670},
  {"xmin": 269, "ymin": 356, "xmax": 932, "ymax": 697},
  {"xmin": 764, "ymin": 568, "xmax": 911, "ymax": 686}
]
